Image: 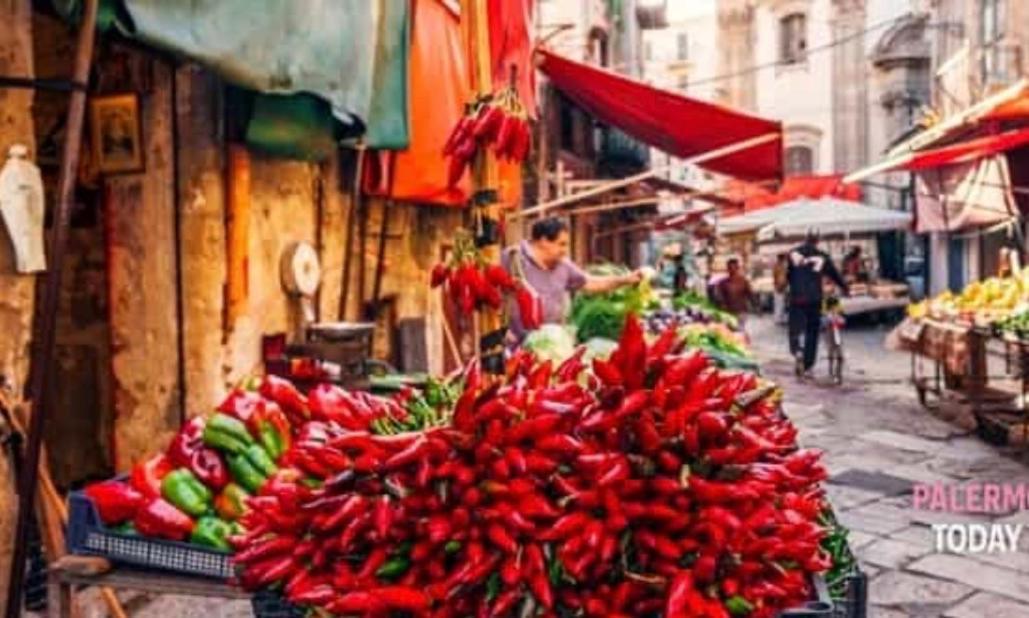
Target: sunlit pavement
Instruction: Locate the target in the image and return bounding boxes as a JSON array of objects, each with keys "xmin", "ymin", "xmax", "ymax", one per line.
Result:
[{"xmin": 748, "ymin": 314, "xmax": 1029, "ymax": 617}]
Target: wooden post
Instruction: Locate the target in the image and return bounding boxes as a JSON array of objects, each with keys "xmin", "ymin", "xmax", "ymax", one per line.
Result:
[
  {"xmin": 6, "ymin": 0, "xmax": 99, "ymax": 615},
  {"xmin": 468, "ymin": 0, "xmax": 504, "ymax": 370}
]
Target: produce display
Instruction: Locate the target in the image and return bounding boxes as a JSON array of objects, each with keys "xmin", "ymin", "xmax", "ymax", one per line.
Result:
[
  {"xmin": 672, "ymin": 292, "xmax": 740, "ymax": 330},
  {"xmin": 679, "ymin": 324, "xmax": 750, "ymax": 360},
  {"xmin": 907, "ymin": 270, "xmax": 1029, "ymax": 324},
  {"xmin": 996, "ymin": 309, "xmax": 1029, "ymax": 337},
  {"xmin": 81, "ymin": 375, "xmax": 457, "ymax": 552},
  {"xmin": 569, "ymin": 264, "xmax": 654, "ymax": 342},
  {"xmin": 444, "ymin": 86, "xmax": 532, "ymax": 188},
  {"xmin": 229, "ymin": 316, "xmax": 832, "ymax": 617}
]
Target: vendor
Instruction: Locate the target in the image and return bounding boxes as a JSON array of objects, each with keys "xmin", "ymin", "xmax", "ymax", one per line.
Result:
[
  {"xmin": 842, "ymin": 246, "xmax": 869, "ymax": 283},
  {"xmin": 503, "ymin": 217, "xmax": 642, "ymax": 339},
  {"xmin": 657, "ymin": 243, "xmax": 689, "ymax": 293}
]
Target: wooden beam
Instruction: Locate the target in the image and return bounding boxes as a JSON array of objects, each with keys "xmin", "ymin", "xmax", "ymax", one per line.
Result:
[
  {"xmin": 6, "ymin": 0, "xmax": 99, "ymax": 614},
  {"xmin": 511, "ymin": 132, "xmax": 780, "ymax": 220}
]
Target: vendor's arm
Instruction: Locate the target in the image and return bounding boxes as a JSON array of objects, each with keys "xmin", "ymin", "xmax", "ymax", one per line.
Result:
[
  {"xmin": 562, "ymin": 260, "xmax": 641, "ymax": 294},
  {"xmin": 581, "ymin": 270, "xmax": 642, "ymax": 294}
]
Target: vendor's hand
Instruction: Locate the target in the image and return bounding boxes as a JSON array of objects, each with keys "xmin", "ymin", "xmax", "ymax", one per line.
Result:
[{"xmin": 623, "ymin": 270, "xmax": 644, "ymax": 286}]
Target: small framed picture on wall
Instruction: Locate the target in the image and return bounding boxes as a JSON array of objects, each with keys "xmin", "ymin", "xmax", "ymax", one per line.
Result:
[{"xmin": 88, "ymin": 92, "xmax": 144, "ymax": 175}]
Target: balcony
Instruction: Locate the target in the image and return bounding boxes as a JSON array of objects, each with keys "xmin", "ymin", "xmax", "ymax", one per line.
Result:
[{"xmin": 598, "ymin": 127, "xmax": 650, "ymax": 175}]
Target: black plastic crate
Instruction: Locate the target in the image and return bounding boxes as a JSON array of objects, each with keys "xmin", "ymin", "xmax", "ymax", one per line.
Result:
[{"xmin": 66, "ymin": 490, "xmax": 233, "ymax": 579}]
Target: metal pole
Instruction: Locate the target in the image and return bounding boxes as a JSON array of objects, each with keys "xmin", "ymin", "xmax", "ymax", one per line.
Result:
[{"xmin": 6, "ymin": 0, "xmax": 99, "ymax": 614}]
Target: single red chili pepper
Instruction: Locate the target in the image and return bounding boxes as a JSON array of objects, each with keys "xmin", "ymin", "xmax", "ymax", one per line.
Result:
[
  {"xmin": 489, "ymin": 588, "xmax": 523, "ymax": 617},
  {"xmin": 259, "ymin": 375, "xmax": 308, "ymax": 423},
  {"xmin": 518, "ymin": 493, "xmax": 560, "ymax": 520},
  {"xmin": 591, "ymin": 358, "xmax": 624, "ymax": 387},
  {"xmin": 664, "ymin": 571, "xmax": 695, "ymax": 618},
  {"xmin": 373, "ymin": 495, "xmax": 393, "ymax": 540},
  {"xmin": 487, "ymin": 522, "xmax": 518, "ymax": 554},
  {"xmin": 382, "ymin": 435, "xmax": 429, "ymax": 470},
  {"xmin": 540, "ymin": 511, "xmax": 590, "ymax": 541}
]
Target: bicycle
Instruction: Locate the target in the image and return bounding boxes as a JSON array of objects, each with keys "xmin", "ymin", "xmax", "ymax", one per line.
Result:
[
  {"xmin": 823, "ymin": 294, "xmax": 845, "ymax": 385},
  {"xmin": 792, "ymin": 294, "xmax": 845, "ymax": 384}
]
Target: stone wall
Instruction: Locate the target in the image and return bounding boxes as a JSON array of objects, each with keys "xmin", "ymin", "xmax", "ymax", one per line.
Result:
[
  {"xmin": 0, "ymin": 0, "xmax": 37, "ymax": 611},
  {"xmin": 106, "ymin": 58, "xmax": 182, "ymax": 470}
]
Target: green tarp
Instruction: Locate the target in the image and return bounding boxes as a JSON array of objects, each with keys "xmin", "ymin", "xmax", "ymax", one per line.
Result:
[{"xmin": 56, "ymin": 0, "xmax": 410, "ymax": 150}]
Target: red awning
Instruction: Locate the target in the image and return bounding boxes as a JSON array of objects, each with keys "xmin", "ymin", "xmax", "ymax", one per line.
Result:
[
  {"xmin": 536, "ymin": 49, "xmax": 783, "ymax": 182},
  {"xmin": 903, "ymin": 128, "xmax": 1029, "ymax": 170},
  {"xmin": 721, "ymin": 174, "xmax": 862, "ymax": 213}
]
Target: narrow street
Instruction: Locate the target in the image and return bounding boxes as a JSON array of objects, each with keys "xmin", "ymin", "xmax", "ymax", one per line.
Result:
[{"xmin": 749, "ymin": 316, "xmax": 1029, "ymax": 617}]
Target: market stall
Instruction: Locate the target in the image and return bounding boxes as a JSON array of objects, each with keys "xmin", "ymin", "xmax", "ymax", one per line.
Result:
[
  {"xmin": 719, "ymin": 198, "xmax": 913, "ymax": 320},
  {"xmin": 897, "ymin": 269, "xmax": 1029, "ymax": 444},
  {"xmin": 63, "ymin": 306, "xmax": 866, "ymax": 617}
]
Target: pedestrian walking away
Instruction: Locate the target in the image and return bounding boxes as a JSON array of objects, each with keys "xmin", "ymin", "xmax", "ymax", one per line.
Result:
[{"xmin": 787, "ymin": 230, "xmax": 848, "ymax": 376}]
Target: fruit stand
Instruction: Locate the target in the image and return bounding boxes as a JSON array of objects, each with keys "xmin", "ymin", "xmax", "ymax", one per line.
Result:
[{"xmin": 898, "ymin": 271, "xmax": 1029, "ymax": 444}]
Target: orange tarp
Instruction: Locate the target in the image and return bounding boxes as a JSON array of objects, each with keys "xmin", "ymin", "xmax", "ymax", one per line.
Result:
[{"xmin": 365, "ymin": 0, "xmax": 474, "ymax": 206}]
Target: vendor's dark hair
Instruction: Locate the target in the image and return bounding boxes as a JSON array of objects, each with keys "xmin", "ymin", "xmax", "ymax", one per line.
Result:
[{"xmin": 531, "ymin": 217, "xmax": 570, "ymax": 241}]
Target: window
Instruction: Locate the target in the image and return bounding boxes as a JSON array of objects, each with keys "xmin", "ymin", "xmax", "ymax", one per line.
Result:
[
  {"xmin": 980, "ymin": 0, "xmax": 1007, "ymax": 81},
  {"xmin": 677, "ymin": 32, "xmax": 689, "ymax": 61},
  {"xmin": 784, "ymin": 146, "xmax": 814, "ymax": 175},
  {"xmin": 780, "ymin": 13, "xmax": 807, "ymax": 64}
]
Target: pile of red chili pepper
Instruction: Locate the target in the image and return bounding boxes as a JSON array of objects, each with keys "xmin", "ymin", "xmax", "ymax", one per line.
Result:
[
  {"xmin": 233, "ymin": 315, "xmax": 831, "ymax": 617},
  {"xmin": 444, "ymin": 87, "xmax": 532, "ymax": 188}
]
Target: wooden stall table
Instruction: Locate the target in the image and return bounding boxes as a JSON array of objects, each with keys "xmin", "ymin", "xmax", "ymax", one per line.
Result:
[{"xmin": 47, "ymin": 556, "xmax": 249, "ymax": 618}]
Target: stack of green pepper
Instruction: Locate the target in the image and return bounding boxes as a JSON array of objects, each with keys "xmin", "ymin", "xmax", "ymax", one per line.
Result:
[{"xmin": 819, "ymin": 509, "xmax": 858, "ymax": 600}]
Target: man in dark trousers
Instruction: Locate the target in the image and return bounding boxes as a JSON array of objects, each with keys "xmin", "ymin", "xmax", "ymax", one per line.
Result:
[{"xmin": 787, "ymin": 230, "xmax": 848, "ymax": 377}]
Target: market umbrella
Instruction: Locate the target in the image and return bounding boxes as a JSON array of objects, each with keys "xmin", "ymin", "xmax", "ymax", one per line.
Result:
[{"xmin": 718, "ymin": 197, "xmax": 912, "ymax": 239}]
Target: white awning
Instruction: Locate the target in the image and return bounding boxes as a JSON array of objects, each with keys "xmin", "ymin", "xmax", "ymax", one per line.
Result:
[{"xmin": 718, "ymin": 198, "xmax": 912, "ymax": 240}]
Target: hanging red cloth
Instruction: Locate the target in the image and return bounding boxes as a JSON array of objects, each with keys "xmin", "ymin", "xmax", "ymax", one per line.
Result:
[{"xmin": 488, "ymin": 0, "xmax": 536, "ymax": 115}]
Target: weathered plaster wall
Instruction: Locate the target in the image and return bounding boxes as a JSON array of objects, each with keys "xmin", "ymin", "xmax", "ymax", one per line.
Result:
[
  {"xmin": 176, "ymin": 65, "xmax": 227, "ymax": 417},
  {"xmin": 107, "ymin": 58, "xmax": 182, "ymax": 470},
  {"xmin": 0, "ymin": 0, "xmax": 36, "ymax": 610}
]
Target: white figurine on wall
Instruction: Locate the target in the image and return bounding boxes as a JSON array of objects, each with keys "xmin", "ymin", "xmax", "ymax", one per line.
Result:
[{"xmin": 0, "ymin": 144, "xmax": 47, "ymax": 273}]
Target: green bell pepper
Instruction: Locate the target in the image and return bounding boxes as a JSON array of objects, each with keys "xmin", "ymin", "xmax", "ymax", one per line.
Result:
[
  {"xmin": 161, "ymin": 469, "xmax": 212, "ymax": 517},
  {"xmin": 202, "ymin": 413, "xmax": 254, "ymax": 455},
  {"xmin": 190, "ymin": 515, "xmax": 233, "ymax": 551},
  {"xmin": 242, "ymin": 443, "xmax": 277, "ymax": 477},
  {"xmin": 113, "ymin": 521, "xmax": 137, "ymax": 536},
  {"xmin": 227, "ymin": 452, "xmax": 268, "ymax": 493},
  {"xmin": 213, "ymin": 482, "xmax": 250, "ymax": 521}
]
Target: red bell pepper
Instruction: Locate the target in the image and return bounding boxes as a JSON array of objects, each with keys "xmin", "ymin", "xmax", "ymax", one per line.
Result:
[
  {"xmin": 133, "ymin": 498, "xmax": 195, "ymax": 541},
  {"xmin": 167, "ymin": 416, "xmax": 205, "ymax": 468},
  {"xmin": 217, "ymin": 389, "xmax": 264, "ymax": 425},
  {"xmin": 189, "ymin": 447, "xmax": 229, "ymax": 490},
  {"xmin": 129, "ymin": 453, "xmax": 173, "ymax": 499},
  {"xmin": 84, "ymin": 480, "xmax": 144, "ymax": 525}
]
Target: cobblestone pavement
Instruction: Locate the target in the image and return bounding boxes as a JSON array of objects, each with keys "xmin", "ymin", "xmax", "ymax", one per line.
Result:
[{"xmin": 747, "ymin": 314, "xmax": 1029, "ymax": 617}]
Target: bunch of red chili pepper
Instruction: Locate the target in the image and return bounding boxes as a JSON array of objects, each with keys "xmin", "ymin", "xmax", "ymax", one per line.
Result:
[
  {"xmin": 444, "ymin": 87, "xmax": 532, "ymax": 188},
  {"xmin": 430, "ymin": 231, "xmax": 520, "ymax": 314},
  {"xmin": 232, "ymin": 315, "xmax": 831, "ymax": 617}
]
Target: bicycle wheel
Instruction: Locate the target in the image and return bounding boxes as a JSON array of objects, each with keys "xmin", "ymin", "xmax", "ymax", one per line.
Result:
[{"xmin": 828, "ymin": 329, "xmax": 844, "ymax": 385}]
